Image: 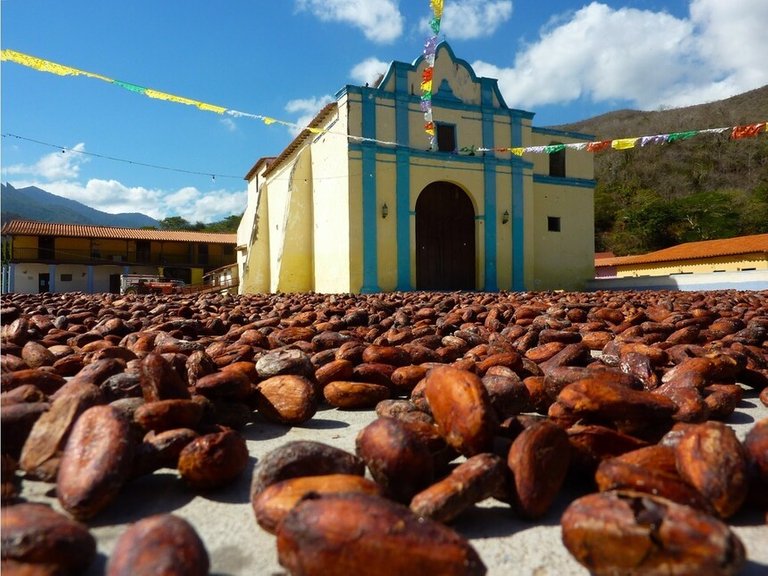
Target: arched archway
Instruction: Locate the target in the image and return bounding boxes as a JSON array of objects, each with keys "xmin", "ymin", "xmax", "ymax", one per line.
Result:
[{"xmin": 416, "ymin": 182, "xmax": 475, "ymax": 290}]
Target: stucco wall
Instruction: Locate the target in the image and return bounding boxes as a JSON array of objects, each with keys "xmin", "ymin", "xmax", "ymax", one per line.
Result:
[
  {"xmin": 236, "ymin": 177, "xmax": 259, "ymax": 293},
  {"xmin": 615, "ymin": 253, "xmax": 768, "ymax": 277},
  {"xmin": 312, "ymin": 111, "xmax": 353, "ymax": 293},
  {"xmin": 276, "ymin": 148, "xmax": 314, "ymax": 292},
  {"xmin": 587, "ymin": 270, "xmax": 768, "ymax": 291},
  {"xmin": 531, "ymin": 183, "xmax": 595, "ymax": 290}
]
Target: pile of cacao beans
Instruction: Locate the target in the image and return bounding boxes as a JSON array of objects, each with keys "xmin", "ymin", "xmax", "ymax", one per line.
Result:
[{"xmin": 1, "ymin": 288, "xmax": 766, "ymax": 575}]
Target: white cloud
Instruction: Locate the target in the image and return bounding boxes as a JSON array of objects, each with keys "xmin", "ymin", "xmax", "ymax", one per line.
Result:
[
  {"xmin": 350, "ymin": 57, "xmax": 389, "ymax": 86},
  {"xmin": 6, "ymin": 147, "xmax": 246, "ymax": 224},
  {"xmin": 285, "ymin": 95, "xmax": 335, "ymax": 136},
  {"xmin": 220, "ymin": 117, "xmax": 237, "ymax": 132},
  {"xmin": 4, "ymin": 143, "xmax": 89, "ymax": 180},
  {"xmin": 425, "ymin": 0, "xmax": 513, "ymax": 40},
  {"xmin": 295, "ymin": 0, "xmax": 403, "ymax": 43},
  {"xmin": 471, "ymin": 0, "xmax": 768, "ymax": 112},
  {"xmin": 684, "ymin": 0, "xmax": 768, "ymax": 102}
]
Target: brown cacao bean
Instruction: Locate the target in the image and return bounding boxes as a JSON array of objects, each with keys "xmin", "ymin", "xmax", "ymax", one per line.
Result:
[{"xmin": 277, "ymin": 492, "xmax": 486, "ymax": 576}]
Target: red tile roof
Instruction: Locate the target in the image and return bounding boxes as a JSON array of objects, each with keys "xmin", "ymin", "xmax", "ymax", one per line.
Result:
[
  {"xmin": 1, "ymin": 220, "xmax": 237, "ymax": 244},
  {"xmin": 595, "ymin": 234, "xmax": 768, "ymax": 267}
]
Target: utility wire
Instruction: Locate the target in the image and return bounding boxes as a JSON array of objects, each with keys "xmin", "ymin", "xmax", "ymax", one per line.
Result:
[{"xmin": 1, "ymin": 133, "xmax": 243, "ymax": 181}]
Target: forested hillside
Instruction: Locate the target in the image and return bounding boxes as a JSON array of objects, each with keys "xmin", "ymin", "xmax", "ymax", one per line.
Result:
[{"xmin": 555, "ymin": 85, "xmax": 768, "ymax": 255}]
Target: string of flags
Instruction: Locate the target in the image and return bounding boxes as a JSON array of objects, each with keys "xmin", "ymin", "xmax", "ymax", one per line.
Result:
[
  {"xmin": 479, "ymin": 122, "xmax": 767, "ymax": 156},
  {"xmin": 422, "ymin": 0, "xmax": 444, "ymax": 148},
  {"xmin": 0, "ymin": 49, "xmax": 398, "ymax": 149},
  {"xmin": 2, "ymin": 48, "xmax": 766, "ymax": 159}
]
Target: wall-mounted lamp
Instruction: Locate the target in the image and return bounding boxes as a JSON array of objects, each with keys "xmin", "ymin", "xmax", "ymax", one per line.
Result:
[
  {"xmin": 381, "ymin": 203, "xmax": 389, "ymax": 219},
  {"xmin": 502, "ymin": 210, "xmax": 510, "ymax": 224}
]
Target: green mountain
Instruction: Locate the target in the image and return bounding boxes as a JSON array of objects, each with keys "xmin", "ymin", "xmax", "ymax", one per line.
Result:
[
  {"xmin": 553, "ymin": 85, "xmax": 768, "ymax": 255},
  {"xmin": 1, "ymin": 183, "xmax": 161, "ymax": 228}
]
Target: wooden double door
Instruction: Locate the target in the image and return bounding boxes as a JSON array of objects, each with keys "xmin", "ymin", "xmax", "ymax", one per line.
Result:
[{"xmin": 415, "ymin": 182, "xmax": 476, "ymax": 291}]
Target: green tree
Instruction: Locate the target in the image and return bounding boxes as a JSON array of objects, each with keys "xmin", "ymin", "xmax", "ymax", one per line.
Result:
[
  {"xmin": 610, "ymin": 189, "xmax": 680, "ymax": 255},
  {"xmin": 159, "ymin": 216, "xmax": 194, "ymax": 231},
  {"xmin": 740, "ymin": 185, "xmax": 768, "ymax": 235},
  {"xmin": 674, "ymin": 190, "xmax": 742, "ymax": 242},
  {"xmin": 204, "ymin": 214, "xmax": 242, "ymax": 233}
]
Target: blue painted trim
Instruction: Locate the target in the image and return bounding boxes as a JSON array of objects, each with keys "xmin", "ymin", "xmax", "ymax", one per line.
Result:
[
  {"xmin": 512, "ymin": 165, "xmax": 525, "ymax": 291},
  {"xmin": 533, "ymin": 126, "xmax": 594, "ymax": 140},
  {"xmin": 396, "ymin": 150, "xmax": 411, "ymax": 290},
  {"xmin": 361, "ymin": 89, "xmax": 380, "ymax": 293},
  {"xmin": 7, "ymin": 263, "xmax": 15, "ymax": 293},
  {"xmin": 393, "ymin": 71, "xmax": 412, "ymax": 291},
  {"xmin": 436, "ymin": 79, "xmax": 462, "ymax": 103},
  {"xmin": 48, "ymin": 264, "xmax": 56, "ymax": 293},
  {"xmin": 87, "ymin": 265, "xmax": 94, "ymax": 293},
  {"xmin": 338, "ymin": 42, "xmax": 536, "ymax": 122},
  {"xmin": 533, "ymin": 174, "xmax": 596, "ymax": 189},
  {"xmin": 348, "ymin": 142, "xmax": 536, "ymax": 171},
  {"xmin": 484, "ymin": 159, "xmax": 498, "ymax": 291},
  {"xmin": 511, "ymin": 115, "xmax": 523, "ymax": 148}
]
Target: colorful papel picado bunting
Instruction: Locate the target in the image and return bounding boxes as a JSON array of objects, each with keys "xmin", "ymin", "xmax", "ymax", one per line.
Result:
[{"xmin": 2, "ymin": 48, "xmax": 766, "ymax": 157}]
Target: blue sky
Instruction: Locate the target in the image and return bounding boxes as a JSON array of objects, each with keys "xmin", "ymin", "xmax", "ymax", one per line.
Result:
[{"xmin": 2, "ymin": 0, "xmax": 766, "ymax": 223}]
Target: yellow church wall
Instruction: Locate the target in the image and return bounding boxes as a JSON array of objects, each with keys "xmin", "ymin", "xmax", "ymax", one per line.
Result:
[
  {"xmin": 493, "ymin": 117, "xmax": 513, "ymax": 162},
  {"xmin": 239, "ymin": 168, "xmax": 272, "ymax": 294},
  {"xmin": 530, "ymin": 183, "xmax": 595, "ymax": 290},
  {"xmin": 275, "ymin": 148, "xmax": 314, "ymax": 292},
  {"xmin": 265, "ymin": 161, "xmax": 294, "ymax": 292},
  {"xmin": 529, "ymin": 133, "xmax": 594, "ymax": 180},
  {"xmin": 374, "ymin": 100, "xmax": 397, "ymax": 146},
  {"xmin": 522, "ymin": 175, "xmax": 537, "ymax": 290},
  {"xmin": 615, "ymin": 253, "xmax": 768, "ymax": 277},
  {"xmin": 348, "ymin": 153, "xmax": 364, "ymax": 293},
  {"xmin": 250, "ymin": 185, "xmax": 272, "ymax": 293},
  {"xmin": 495, "ymin": 168, "xmax": 513, "ymax": 290},
  {"xmin": 428, "ymin": 49, "xmax": 483, "ymax": 106},
  {"xmin": 375, "ymin": 154, "xmax": 398, "ymax": 292},
  {"xmin": 312, "ymin": 114, "xmax": 354, "ymax": 293}
]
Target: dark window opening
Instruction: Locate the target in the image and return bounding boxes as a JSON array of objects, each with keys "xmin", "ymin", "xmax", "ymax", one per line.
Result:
[
  {"xmin": 549, "ymin": 143, "xmax": 565, "ymax": 177},
  {"xmin": 38, "ymin": 236, "xmax": 55, "ymax": 259},
  {"xmin": 60, "ymin": 274, "xmax": 73, "ymax": 282},
  {"xmin": 436, "ymin": 123, "xmax": 456, "ymax": 153},
  {"xmin": 136, "ymin": 240, "xmax": 150, "ymax": 261},
  {"xmin": 547, "ymin": 216, "xmax": 561, "ymax": 232},
  {"xmin": 198, "ymin": 243, "xmax": 209, "ymax": 266}
]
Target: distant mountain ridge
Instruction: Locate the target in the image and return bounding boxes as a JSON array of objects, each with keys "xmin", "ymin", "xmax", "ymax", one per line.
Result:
[
  {"xmin": 1, "ymin": 183, "xmax": 161, "ymax": 228},
  {"xmin": 552, "ymin": 84, "xmax": 768, "ymax": 255},
  {"xmin": 551, "ymin": 84, "xmax": 768, "ymax": 140}
]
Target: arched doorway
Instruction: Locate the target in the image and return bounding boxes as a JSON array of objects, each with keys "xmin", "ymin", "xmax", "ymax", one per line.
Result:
[{"xmin": 416, "ymin": 182, "xmax": 475, "ymax": 290}]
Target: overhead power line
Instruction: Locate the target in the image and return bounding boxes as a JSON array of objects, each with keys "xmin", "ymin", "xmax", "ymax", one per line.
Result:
[{"xmin": 1, "ymin": 133, "xmax": 243, "ymax": 181}]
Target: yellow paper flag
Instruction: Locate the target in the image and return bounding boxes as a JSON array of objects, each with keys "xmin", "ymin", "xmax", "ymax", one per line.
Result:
[
  {"xmin": 611, "ymin": 138, "xmax": 638, "ymax": 150},
  {"xmin": 1, "ymin": 49, "xmax": 112, "ymax": 82},
  {"xmin": 144, "ymin": 89, "xmax": 226, "ymax": 114},
  {"xmin": 431, "ymin": 0, "xmax": 444, "ymax": 18}
]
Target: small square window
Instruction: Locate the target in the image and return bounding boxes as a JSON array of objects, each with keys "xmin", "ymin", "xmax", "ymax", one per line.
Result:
[
  {"xmin": 60, "ymin": 274, "xmax": 73, "ymax": 282},
  {"xmin": 547, "ymin": 216, "xmax": 561, "ymax": 232},
  {"xmin": 436, "ymin": 123, "xmax": 456, "ymax": 152}
]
